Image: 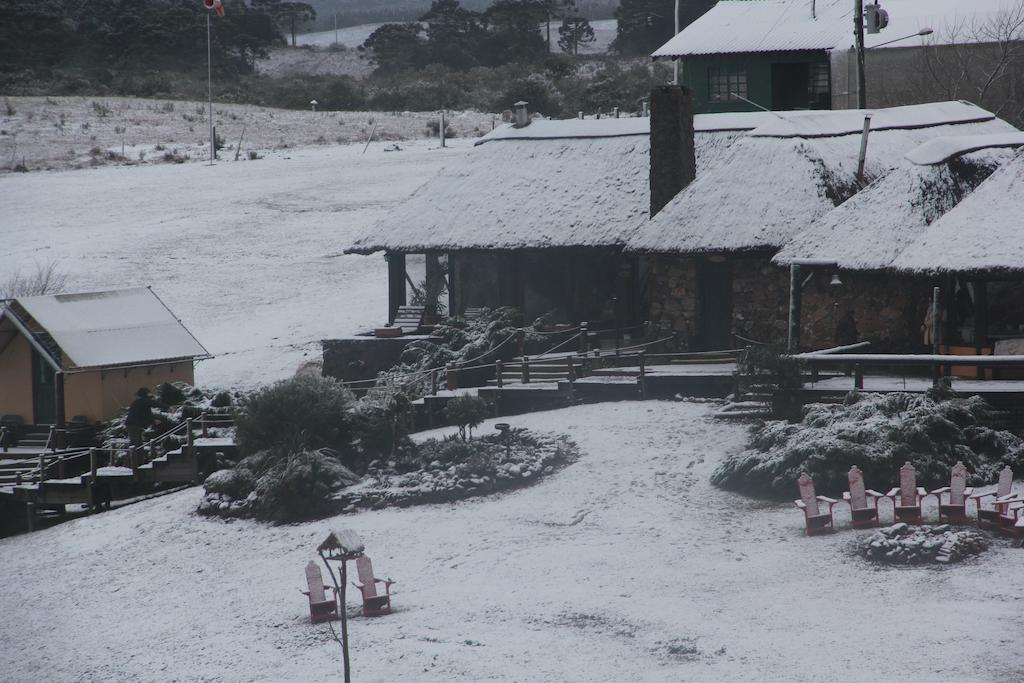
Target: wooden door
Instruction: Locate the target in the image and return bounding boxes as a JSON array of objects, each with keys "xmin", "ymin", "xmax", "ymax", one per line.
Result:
[
  {"xmin": 697, "ymin": 259, "xmax": 733, "ymax": 351},
  {"xmin": 31, "ymin": 348, "xmax": 56, "ymax": 426}
]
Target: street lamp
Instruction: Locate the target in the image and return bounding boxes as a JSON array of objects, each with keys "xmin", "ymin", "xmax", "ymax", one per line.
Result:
[
  {"xmin": 855, "ymin": 0, "xmax": 933, "ymax": 108},
  {"xmin": 868, "ymin": 27, "xmax": 933, "ymax": 50}
]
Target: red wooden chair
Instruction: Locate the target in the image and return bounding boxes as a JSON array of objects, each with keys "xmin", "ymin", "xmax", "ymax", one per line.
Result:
[
  {"xmin": 887, "ymin": 462, "xmax": 926, "ymax": 524},
  {"xmin": 932, "ymin": 461, "xmax": 974, "ymax": 524},
  {"xmin": 352, "ymin": 555, "xmax": 395, "ymax": 617},
  {"xmin": 969, "ymin": 466, "xmax": 1015, "ymax": 530},
  {"xmin": 795, "ymin": 472, "xmax": 837, "ymax": 535},
  {"xmin": 842, "ymin": 465, "xmax": 883, "ymax": 528},
  {"xmin": 301, "ymin": 561, "xmax": 339, "ymax": 623}
]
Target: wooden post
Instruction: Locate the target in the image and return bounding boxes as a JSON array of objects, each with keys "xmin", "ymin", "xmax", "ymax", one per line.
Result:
[
  {"xmin": 26, "ymin": 502, "xmax": 35, "ymax": 532},
  {"xmin": 90, "ymin": 448, "xmax": 98, "ymax": 479},
  {"xmin": 202, "ymin": 416, "xmax": 210, "ymax": 438},
  {"xmin": 932, "ymin": 285, "xmax": 941, "ymax": 386},
  {"xmin": 38, "ymin": 454, "xmax": 46, "ymax": 483},
  {"xmin": 446, "ymin": 363, "xmax": 457, "ymax": 391},
  {"xmin": 566, "ymin": 355, "xmax": 575, "ymax": 382},
  {"xmin": 975, "ymin": 279, "xmax": 988, "ymax": 380},
  {"xmin": 639, "ymin": 350, "xmax": 647, "ymax": 399},
  {"xmin": 580, "ymin": 322, "xmax": 589, "ymax": 353},
  {"xmin": 386, "ymin": 252, "xmax": 407, "ymax": 326},
  {"xmin": 187, "ymin": 419, "xmax": 197, "ymax": 480},
  {"xmin": 788, "ymin": 264, "xmax": 802, "ymax": 353},
  {"xmin": 58, "ymin": 455, "xmax": 66, "ymax": 479},
  {"xmin": 854, "ymin": 363, "xmax": 864, "ymax": 390},
  {"xmin": 495, "ymin": 360, "xmax": 504, "ymax": 388},
  {"xmin": 522, "ymin": 356, "xmax": 530, "ymax": 384},
  {"xmin": 431, "ymin": 369, "xmax": 439, "ymax": 395},
  {"xmin": 517, "ymin": 329, "xmax": 526, "ymax": 356}
]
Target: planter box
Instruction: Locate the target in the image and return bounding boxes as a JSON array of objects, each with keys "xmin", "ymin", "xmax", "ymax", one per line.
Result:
[{"xmin": 374, "ymin": 327, "xmax": 403, "ymax": 338}]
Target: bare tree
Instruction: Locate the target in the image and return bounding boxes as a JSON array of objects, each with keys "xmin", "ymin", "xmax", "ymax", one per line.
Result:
[
  {"xmin": 0, "ymin": 261, "xmax": 69, "ymax": 299},
  {"xmin": 910, "ymin": 2, "xmax": 1024, "ymax": 126}
]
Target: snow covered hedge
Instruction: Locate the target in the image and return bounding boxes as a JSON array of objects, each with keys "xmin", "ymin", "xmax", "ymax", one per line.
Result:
[
  {"xmin": 859, "ymin": 523, "xmax": 989, "ymax": 565},
  {"xmin": 198, "ymin": 429, "xmax": 578, "ymax": 521},
  {"xmin": 712, "ymin": 391, "xmax": 1024, "ymax": 497}
]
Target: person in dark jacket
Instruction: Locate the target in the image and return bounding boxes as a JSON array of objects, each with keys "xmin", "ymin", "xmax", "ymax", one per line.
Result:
[{"xmin": 125, "ymin": 387, "xmax": 159, "ymax": 448}]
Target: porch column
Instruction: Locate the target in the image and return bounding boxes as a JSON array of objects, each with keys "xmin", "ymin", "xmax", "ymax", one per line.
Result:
[
  {"xmin": 54, "ymin": 372, "xmax": 66, "ymax": 448},
  {"xmin": 974, "ymin": 280, "xmax": 988, "ymax": 380},
  {"xmin": 425, "ymin": 252, "xmax": 444, "ymax": 318},
  {"xmin": 387, "ymin": 252, "xmax": 406, "ymax": 325},
  {"xmin": 446, "ymin": 252, "xmax": 458, "ymax": 317},
  {"xmin": 787, "ymin": 265, "xmax": 802, "ymax": 353}
]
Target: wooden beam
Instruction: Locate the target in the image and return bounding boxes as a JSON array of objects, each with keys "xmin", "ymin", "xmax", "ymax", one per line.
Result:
[{"xmin": 387, "ymin": 252, "xmax": 407, "ymax": 325}]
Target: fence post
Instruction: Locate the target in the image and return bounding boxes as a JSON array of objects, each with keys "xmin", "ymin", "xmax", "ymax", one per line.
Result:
[
  {"xmin": 446, "ymin": 363, "xmax": 457, "ymax": 391},
  {"xmin": 854, "ymin": 363, "xmax": 864, "ymax": 390},
  {"xmin": 58, "ymin": 455, "xmax": 66, "ymax": 479},
  {"xmin": 431, "ymin": 369, "xmax": 439, "ymax": 396},
  {"xmin": 522, "ymin": 356, "xmax": 530, "ymax": 384},
  {"xmin": 38, "ymin": 454, "xmax": 46, "ymax": 484},
  {"xmin": 496, "ymin": 360, "xmax": 504, "ymax": 389},
  {"xmin": 639, "ymin": 351, "xmax": 647, "ymax": 399},
  {"xmin": 202, "ymin": 416, "xmax": 210, "ymax": 439},
  {"xmin": 47, "ymin": 426, "xmax": 55, "ymax": 452},
  {"xmin": 566, "ymin": 355, "xmax": 575, "ymax": 382},
  {"xmin": 90, "ymin": 448, "xmax": 98, "ymax": 479},
  {"xmin": 580, "ymin": 322, "xmax": 589, "ymax": 353},
  {"xmin": 517, "ymin": 329, "xmax": 526, "ymax": 356}
]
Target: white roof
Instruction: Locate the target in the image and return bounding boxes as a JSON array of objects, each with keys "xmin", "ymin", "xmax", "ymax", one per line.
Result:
[
  {"xmin": 653, "ymin": 0, "xmax": 1017, "ymax": 58},
  {"xmin": 774, "ymin": 146, "xmax": 1016, "ymax": 270},
  {"xmin": 12, "ymin": 287, "xmax": 210, "ymax": 370},
  {"xmin": 905, "ymin": 132, "xmax": 1024, "ymax": 165},
  {"xmin": 625, "ymin": 101, "xmax": 1009, "ymax": 254},
  {"xmin": 892, "ymin": 149, "xmax": 1024, "ymax": 273},
  {"xmin": 349, "ymin": 113, "xmax": 771, "ymax": 254}
]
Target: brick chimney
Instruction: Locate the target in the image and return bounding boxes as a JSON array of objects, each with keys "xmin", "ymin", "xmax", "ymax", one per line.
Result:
[{"xmin": 649, "ymin": 85, "xmax": 696, "ymax": 218}]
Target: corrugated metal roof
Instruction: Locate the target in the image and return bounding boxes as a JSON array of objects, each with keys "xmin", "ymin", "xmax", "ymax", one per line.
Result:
[
  {"xmin": 12, "ymin": 287, "xmax": 210, "ymax": 370},
  {"xmin": 653, "ymin": 0, "xmax": 1018, "ymax": 58}
]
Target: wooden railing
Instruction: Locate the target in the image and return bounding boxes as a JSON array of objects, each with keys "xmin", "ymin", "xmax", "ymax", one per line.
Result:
[{"xmin": 794, "ymin": 352, "xmax": 1024, "ymax": 389}]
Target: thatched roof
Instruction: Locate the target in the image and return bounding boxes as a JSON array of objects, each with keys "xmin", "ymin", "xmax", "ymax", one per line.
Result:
[
  {"xmin": 624, "ymin": 102, "xmax": 1012, "ymax": 255},
  {"xmin": 345, "ymin": 113, "xmax": 772, "ymax": 255},
  {"xmin": 892, "ymin": 149, "xmax": 1024, "ymax": 274},
  {"xmin": 774, "ymin": 144, "xmax": 1017, "ymax": 271}
]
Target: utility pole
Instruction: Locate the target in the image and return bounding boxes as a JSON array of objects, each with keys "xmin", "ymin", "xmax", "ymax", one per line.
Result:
[
  {"xmin": 207, "ymin": 12, "xmax": 214, "ymax": 165},
  {"xmin": 854, "ymin": 0, "xmax": 867, "ymax": 108},
  {"xmin": 672, "ymin": 0, "xmax": 681, "ymax": 85}
]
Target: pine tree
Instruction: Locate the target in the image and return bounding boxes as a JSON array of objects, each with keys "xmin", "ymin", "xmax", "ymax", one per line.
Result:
[{"xmin": 558, "ymin": 15, "xmax": 596, "ymax": 54}]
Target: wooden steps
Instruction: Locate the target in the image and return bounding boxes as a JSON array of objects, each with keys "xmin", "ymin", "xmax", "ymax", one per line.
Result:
[{"xmin": 392, "ymin": 305, "xmax": 425, "ymax": 335}]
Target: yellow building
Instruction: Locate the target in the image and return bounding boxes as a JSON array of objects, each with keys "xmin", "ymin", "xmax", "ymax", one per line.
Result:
[{"xmin": 0, "ymin": 287, "xmax": 210, "ymax": 426}]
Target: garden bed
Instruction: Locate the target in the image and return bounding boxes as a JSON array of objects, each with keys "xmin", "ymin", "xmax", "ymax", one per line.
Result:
[{"xmin": 858, "ymin": 523, "xmax": 991, "ymax": 565}]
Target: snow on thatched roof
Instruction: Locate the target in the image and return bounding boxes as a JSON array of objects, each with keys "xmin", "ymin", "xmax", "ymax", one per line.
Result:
[
  {"xmin": 774, "ymin": 147, "xmax": 1016, "ymax": 270},
  {"xmin": 652, "ymin": 0, "xmax": 1015, "ymax": 58},
  {"xmin": 5, "ymin": 287, "xmax": 210, "ymax": 371},
  {"xmin": 891, "ymin": 149, "xmax": 1024, "ymax": 274},
  {"xmin": 904, "ymin": 132, "xmax": 1024, "ymax": 165},
  {"xmin": 347, "ymin": 114, "xmax": 772, "ymax": 254},
  {"xmin": 624, "ymin": 102, "xmax": 1011, "ymax": 255}
]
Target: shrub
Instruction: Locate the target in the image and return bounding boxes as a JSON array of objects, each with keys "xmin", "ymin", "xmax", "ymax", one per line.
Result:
[
  {"xmin": 156, "ymin": 381, "xmax": 187, "ymax": 406},
  {"xmin": 443, "ymin": 395, "xmax": 491, "ymax": 440},
  {"xmin": 249, "ymin": 449, "xmax": 359, "ymax": 522},
  {"xmin": 350, "ymin": 393, "xmax": 414, "ymax": 463},
  {"xmin": 234, "ymin": 375, "xmax": 356, "ymax": 459},
  {"xmin": 203, "ymin": 467, "xmax": 256, "ymax": 500},
  {"xmin": 712, "ymin": 391, "xmax": 1024, "ymax": 498}
]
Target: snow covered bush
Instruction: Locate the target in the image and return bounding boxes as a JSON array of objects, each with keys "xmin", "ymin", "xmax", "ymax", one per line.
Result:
[
  {"xmin": 350, "ymin": 392, "xmax": 415, "ymax": 463},
  {"xmin": 712, "ymin": 391, "xmax": 1024, "ymax": 498},
  {"xmin": 443, "ymin": 395, "xmax": 491, "ymax": 440},
  {"xmin": 859, "ymin": 524, "xmax": 989, "ymax": 565},
  {"xmin": 338, "ymin": 429, "xmax": 579, "ymax": 510},
  {"xmin": 234, "ymin": 375, "xmax": 356, "ymax": 460},
  {"xmin": 198, "ymin": 447, "xmax": 360, "ymax": 522}
]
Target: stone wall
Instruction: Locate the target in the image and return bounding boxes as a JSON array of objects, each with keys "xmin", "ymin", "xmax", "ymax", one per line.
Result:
[
  {"xmin": 322, "ymin": 336, "xmax": 426, "ymax": 385},
  {"xmin": 647, "ymin": 254, "xmax": 932, "ymax": 352}
]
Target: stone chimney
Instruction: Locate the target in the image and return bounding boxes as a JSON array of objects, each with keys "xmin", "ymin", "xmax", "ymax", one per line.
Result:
[
  {"xmin": 649, "ymin": 85, "xmax": 696, "ymax": 218},
  {"xmin": 513, "ymin": 101, "xmax": 530, "ymax": 128}
]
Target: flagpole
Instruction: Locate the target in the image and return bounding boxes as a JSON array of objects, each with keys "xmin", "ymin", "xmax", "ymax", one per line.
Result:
[{"xmin": 207, "ymin": 11, "xmax": 214, "ymax": 165}]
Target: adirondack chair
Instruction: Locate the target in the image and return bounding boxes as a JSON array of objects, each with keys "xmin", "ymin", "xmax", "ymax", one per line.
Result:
[
  {"xmin": 795, "ymin": 473, "xmax": 838, "ymax": 535},
  {"xmin": 886, "ymin": 462, "xmax": 927, "ymax": 524},
  {"xmin": 969, "ymin": 466, "xmax": 1015, "ymax": 530},
  {"xmin": 931, "ymin": 461, "xmax": 974, "ymax": 523},
  {"xmin": 997, "ymin": 501, "xmax": 1023, "ymax": 535},
  {"xmin": 842, "ymin": 465, "xmax": 884, "ymax": 528},
  {"xmin": 301, "ymin": 561, "xmax": 338, "ymax": 623},
  {"xmin": 352, "ymin": 555, "xmax": 394, "ymax": 617}
]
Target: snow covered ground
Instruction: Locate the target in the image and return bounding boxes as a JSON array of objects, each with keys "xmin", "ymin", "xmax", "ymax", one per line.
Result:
[
  {"xmin": 1, "ymin": 401, "xmax": 1020, "ymax": 682},
  {"xmin": 0, "ymin": 138, "xmax": 473, "ymax": 389}
]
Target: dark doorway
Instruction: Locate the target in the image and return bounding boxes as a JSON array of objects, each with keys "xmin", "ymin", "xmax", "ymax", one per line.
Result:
[
  {"xmin": 31, "ymin": 349, "xmax": 56, "ymax": 426},
  {"xmin": 697, "ymin": 259, "xmax": 733, "ymax": 350},
  {"xmin": 771, "ymin": 62, "xmax": 810, "ymax": 110}
]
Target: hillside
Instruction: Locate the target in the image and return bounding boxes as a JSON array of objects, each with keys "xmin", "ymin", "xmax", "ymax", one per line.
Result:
[{"xmin": 1, "ymin": 401, "xmax": 1020, "ymax": 680}]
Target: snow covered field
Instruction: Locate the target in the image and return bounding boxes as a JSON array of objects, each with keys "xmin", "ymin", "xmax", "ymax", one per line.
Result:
[
  {"xmin": 1, "ymin": 402, "xmax": 1021, "ymax": 682},
  {"xmin": 0, "ymin": 137, "xmax": 473, "ymax": 388}
]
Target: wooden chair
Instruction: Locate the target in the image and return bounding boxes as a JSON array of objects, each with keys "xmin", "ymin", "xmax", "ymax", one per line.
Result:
[
  {"xmin": 352, "ymin": 555, "xmax": 395, "ymax": 617},
  {"xmin": 932, "ymin": 461, "xmax": 974, "ymax": 523},
  {"xmin": 301, "ymin": 561, "xmax": 338, "ymax": 623},
  {"xmin": 392, "ymin": 305, "xmax": 426, "ymax": 335},
  {"xmin": 887, "ymin": 462, "xmax": 926, "ymax": 524},
  {"xmin": 969, "ymin": 466, "xmax": 1015, "ymax": 530},
  {"xmin": 997, "ymin": 500, "xmax": 1023, "ymax": 535},
  {"xmin": 795, "ymin": 472, "xmax": 837, "ymax": 535},
  {"xmin": 842, "ymin": 465, "xmax": 883, "ymax": 528}
]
